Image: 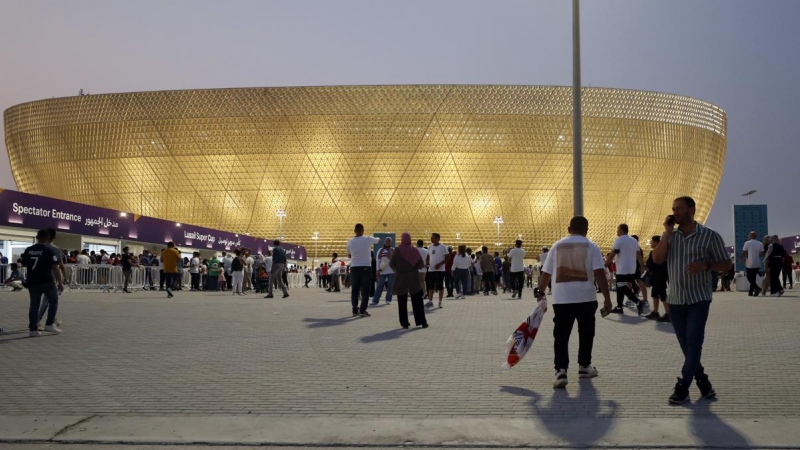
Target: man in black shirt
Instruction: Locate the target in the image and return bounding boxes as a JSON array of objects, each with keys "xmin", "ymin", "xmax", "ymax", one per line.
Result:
[
  {"xmin": 22, "ymin": 229, "xmax": 64, "ymax": 337},
  {"xmin": 121, "ymin": 246, "xmax": 138, "ymax": 293},
  {"xmin": 644, "ymin": 235, "xmax": 670, "ymax": 322}
]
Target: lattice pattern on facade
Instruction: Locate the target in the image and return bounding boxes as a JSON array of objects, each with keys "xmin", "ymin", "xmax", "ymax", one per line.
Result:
[{"xmin": 4, "ymin": 85, "xmax": 727, "ymax": 254}]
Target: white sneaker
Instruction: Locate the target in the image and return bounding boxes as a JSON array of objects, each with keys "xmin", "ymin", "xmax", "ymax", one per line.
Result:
[
  {"xmin": 44, "ymin": 325, "xmax": 62, "ymax": 333},
  {"xmin": 29, "ymin": 330, "xmax": 41, "ymax": 338},
  {"xmin": 553, "ymin": 369, "xmax": 568, "ymax": 388},
  {"xmin": 579, "ymin": 365, "xmax": 599, "ymax": 378}
]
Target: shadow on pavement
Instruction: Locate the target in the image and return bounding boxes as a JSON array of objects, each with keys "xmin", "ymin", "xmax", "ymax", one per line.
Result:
[
  {"xmin": 359, "ymin": 327, "xmax": 418, "ymax": 343},
  {"xmin": 684, "ymin": 398, "xmax": 752, "ymax": 448},
  {"xmin": 606, "ymin": 313, "xmax": 646, "ymax": 325},
  {"xmin": 653, "ymin": 321, "xmax": 676, "ymax": 334},
  {"xmin": 500, "ymin": 381, "xmax": 618, "ymax": 446},
  {"xmin": 302, "ymin": 316, "xmax": 359, "ymax": 328},
  {"xmin": 0, "ymin": 331, "xmax": 59, "ymax": 344}
]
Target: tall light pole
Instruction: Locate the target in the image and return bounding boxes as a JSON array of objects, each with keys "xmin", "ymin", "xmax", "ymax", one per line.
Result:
[
  {"xmin": 312, "ymin": 232, "xmax": 319, "ymax": 264},
  {"xmin": 742, "ymin": 190, "xmax": 757, "ymax": 205},
  {"xmin": 494, "ymin": 216, "xmax": 504, "ymax": 247},
  {"xmin": 572, "ymin": 0, "xmax": 584, "ymax": 216},
  {"xmin": 276, "ymin": 209, "xmax": 286, "ymax": 240}
]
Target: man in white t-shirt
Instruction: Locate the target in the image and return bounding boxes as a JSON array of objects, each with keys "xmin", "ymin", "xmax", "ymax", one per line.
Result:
[
  {"xmin": 536, "ymin": 216, "xmax": 613, "ymax": 388},
  {"xmin": 606, "ymin": 223, "xmax": 645, "ymax": 315},
  {"xmin": 739, "ymin": 231, "xmax": 764, "ymax": 296},
  {"xmin": 425, "ymin": 233, "xmax": 447, "ymax": 308},
  {"xmin": 417, "ymin": 240, "xmax": 429, "ymax": 297},
  {"xmin": 346, "ymin": 223, "xmax": 380, "ymax": 317},
  {"xmin": 244, "ymin": 251, "xmax": 254, "ymax": 292},
  {"xmin": 371, "ymin": 237, "xmax": 395, "ymax": 305},
  {"xmin": 508, "ymin": 240, "xmax": 526, "ymax": 299}
]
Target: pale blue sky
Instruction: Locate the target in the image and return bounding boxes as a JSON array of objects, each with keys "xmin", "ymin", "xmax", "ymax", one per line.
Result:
[{"xmin": 2, "ymin": 0, "xmax": 798, "ymax": 244}]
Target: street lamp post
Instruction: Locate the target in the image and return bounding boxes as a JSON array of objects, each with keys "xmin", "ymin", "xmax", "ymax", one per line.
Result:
[
  {"xmin": 312, "ymin": 232, "xmax": 319, "ymax": 265},
  {"xmin": 572, "ymin": 0, "xmax": 584, "ymax": 216},
  {"xmin": 742, "ymin": 190, "xmax": 757, "ymax": 205},
  {"xmin": 276, "ymin": 209, "xmax": 286, "ymax": 240},
  {"xmin": 494, "ymin": 216, "xmax": 504, "ymax": 247}
]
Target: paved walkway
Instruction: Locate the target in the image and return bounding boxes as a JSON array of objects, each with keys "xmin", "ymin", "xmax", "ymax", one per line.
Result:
[{"xmin": 0, "ymin": 286, "xmax": 798, "ymax": 448}]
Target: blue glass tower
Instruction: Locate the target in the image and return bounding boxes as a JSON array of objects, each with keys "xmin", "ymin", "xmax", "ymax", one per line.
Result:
[{"xmin": 733, "ymin": 205, "xmax": 769, "ymax": 272}]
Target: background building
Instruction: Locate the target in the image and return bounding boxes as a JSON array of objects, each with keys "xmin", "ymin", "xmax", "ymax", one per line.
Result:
[
  {"xmin": 4, "ymin": 85, "xmax": 727, "ymax": 252},
  {"xmin": 733, "ymin": 204, "xmax": 769, "ymax": 272}
]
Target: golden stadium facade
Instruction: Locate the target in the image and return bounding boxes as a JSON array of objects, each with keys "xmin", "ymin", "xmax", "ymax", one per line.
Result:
[{"xmin": 4, "ymin": 85, "xmax": 726, "ymax": 252}]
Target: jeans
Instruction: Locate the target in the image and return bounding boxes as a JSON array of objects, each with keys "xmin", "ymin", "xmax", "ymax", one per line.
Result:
[
  {"xmin": 268, "ymin": 264, "xmax": 288, "ymax": 296},
  {"xmin": 29, "ymin": 283, "xmax": 59, "ymax": 331},
  {"xmin": 123, "ymin": 270, "xmax": 132, "ymax": 291},
  {"xmin": 208, "ymin": 275, "xmax": 219, "ymax": 291},
  {"xmin": 372, "ymin": 273, "xmax": 395, "ymax": 304},
  {"xmin": 453, "ymin": 268, "xmax": 469, "ymax": 296},
  {"xmin": 745, "ymin": 268, "xmax": 761, "ymax": 295},
  {"xmin": 37, "ymin": 288, "xmax": 61, "ymax": 323},
  {"xmin": 163, "ymin": 272, "xmax": 177, "ymax": 293},
  {"xmin": 232, "ymin": 270, "xmax": 244, "ymax": 294},
  {"xmin": 553, "ymin": 301, "xmax": 597, "ymax": 371},
  {"xmin": 511, "ymin": 271, "xmax": 525, "ymax": 297},
  {"xmin": 304, "ymin": 274, "xmax": 312, "ymax": 287},
  {"xmin": 398, "ymin": 291, "xmax": 427, "ymax": 327},
  {"xmin": 669, "ymin": 300, "xmax": 711, "ymax": 384},
  {"xmin": 350, "ymin": 266, "xmax": 372, "ymax": 314}
]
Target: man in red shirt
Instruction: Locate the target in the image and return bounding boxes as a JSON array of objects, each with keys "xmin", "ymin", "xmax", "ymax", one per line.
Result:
[{"xmin": 321, "ymin": 263, "xmax": 329, "ymax": 290}]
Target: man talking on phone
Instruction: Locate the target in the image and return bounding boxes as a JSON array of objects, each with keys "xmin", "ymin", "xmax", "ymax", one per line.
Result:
[{"xmin": 652, "ymin": 196, "xmax": 731, "ymax": 404}]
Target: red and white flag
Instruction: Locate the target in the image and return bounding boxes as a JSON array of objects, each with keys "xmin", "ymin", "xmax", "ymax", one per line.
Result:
[{"xmin": 502, "ymin": 301, "xmax": 547, "ymax": 369}]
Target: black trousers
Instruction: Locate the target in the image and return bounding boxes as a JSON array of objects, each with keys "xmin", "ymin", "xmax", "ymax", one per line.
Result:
[
  {"xmin": 482, "ymin": 272, "xmax": 496, "ymax": 293},
  {"xmin": 553, "ymin": 301, "xmax": 598, "ymax": 371},
  {"xmin": 769, "ymin": 264, "xmax": 783, "ymax": 294},
  {"xmin": 350, "ymin": 266, "xmax": 372, "ymax": 314},
  {"xmin": 159, "ymin": 269, "xmax": 165, "ymax": 289},
  {"xmin": 511, "ymin": 271, "xmax": 525, "ymax": 296},
  {"xmin": 191, "ymin": 273, "xmax": 200, "ymax": 290},
  {"xmin": 615, "ymin": 274, "xmax": 640, "ymax": 308},
  {"xmin": 444, "ymin": 271, "xmax": 453, "ymax": 296},
  {"xmin": 783, "ymin": 269, "xmax": 793, "ymax": 289},
  {"xmin": 28, "ymin": 283, "xmax": 59, "ymax": 332},
  {"xmin": 746, "ymin": 268, "xmax": 761, "ymax": 295},
  {"xmin": 398, "ymin": 290, "xmax": 427, "ymax": 327},
  {"xmin": 164, "ymin": 272, "xmax": 177, "ymax": 293}
]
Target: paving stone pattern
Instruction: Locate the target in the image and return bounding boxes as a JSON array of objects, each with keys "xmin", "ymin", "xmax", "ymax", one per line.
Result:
[{"xmin": 0, "ymin": 287, "xmax": 797, "ymax": 419}]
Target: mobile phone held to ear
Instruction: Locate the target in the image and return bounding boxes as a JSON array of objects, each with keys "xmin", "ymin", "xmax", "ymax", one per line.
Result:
[{"xmin": 667, "ymin": 215, "xmax": 676, "ymax": 227}]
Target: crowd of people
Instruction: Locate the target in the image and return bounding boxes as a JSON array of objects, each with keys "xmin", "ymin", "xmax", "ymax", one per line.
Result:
[{"xmin": 1, "ymin": 196, "xmax": 797, "ymax": 406}]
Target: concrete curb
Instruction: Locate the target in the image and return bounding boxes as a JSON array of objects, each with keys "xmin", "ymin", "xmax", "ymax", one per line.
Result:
[{"xmin": 1, "ymin": 415, "xmax": 799, "ymax": 448}]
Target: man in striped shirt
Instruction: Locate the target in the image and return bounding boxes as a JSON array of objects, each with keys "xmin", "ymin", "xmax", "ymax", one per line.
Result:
[{"xmin": 652, "ymin": 196, "xmax": 731, "ymax": 405}]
